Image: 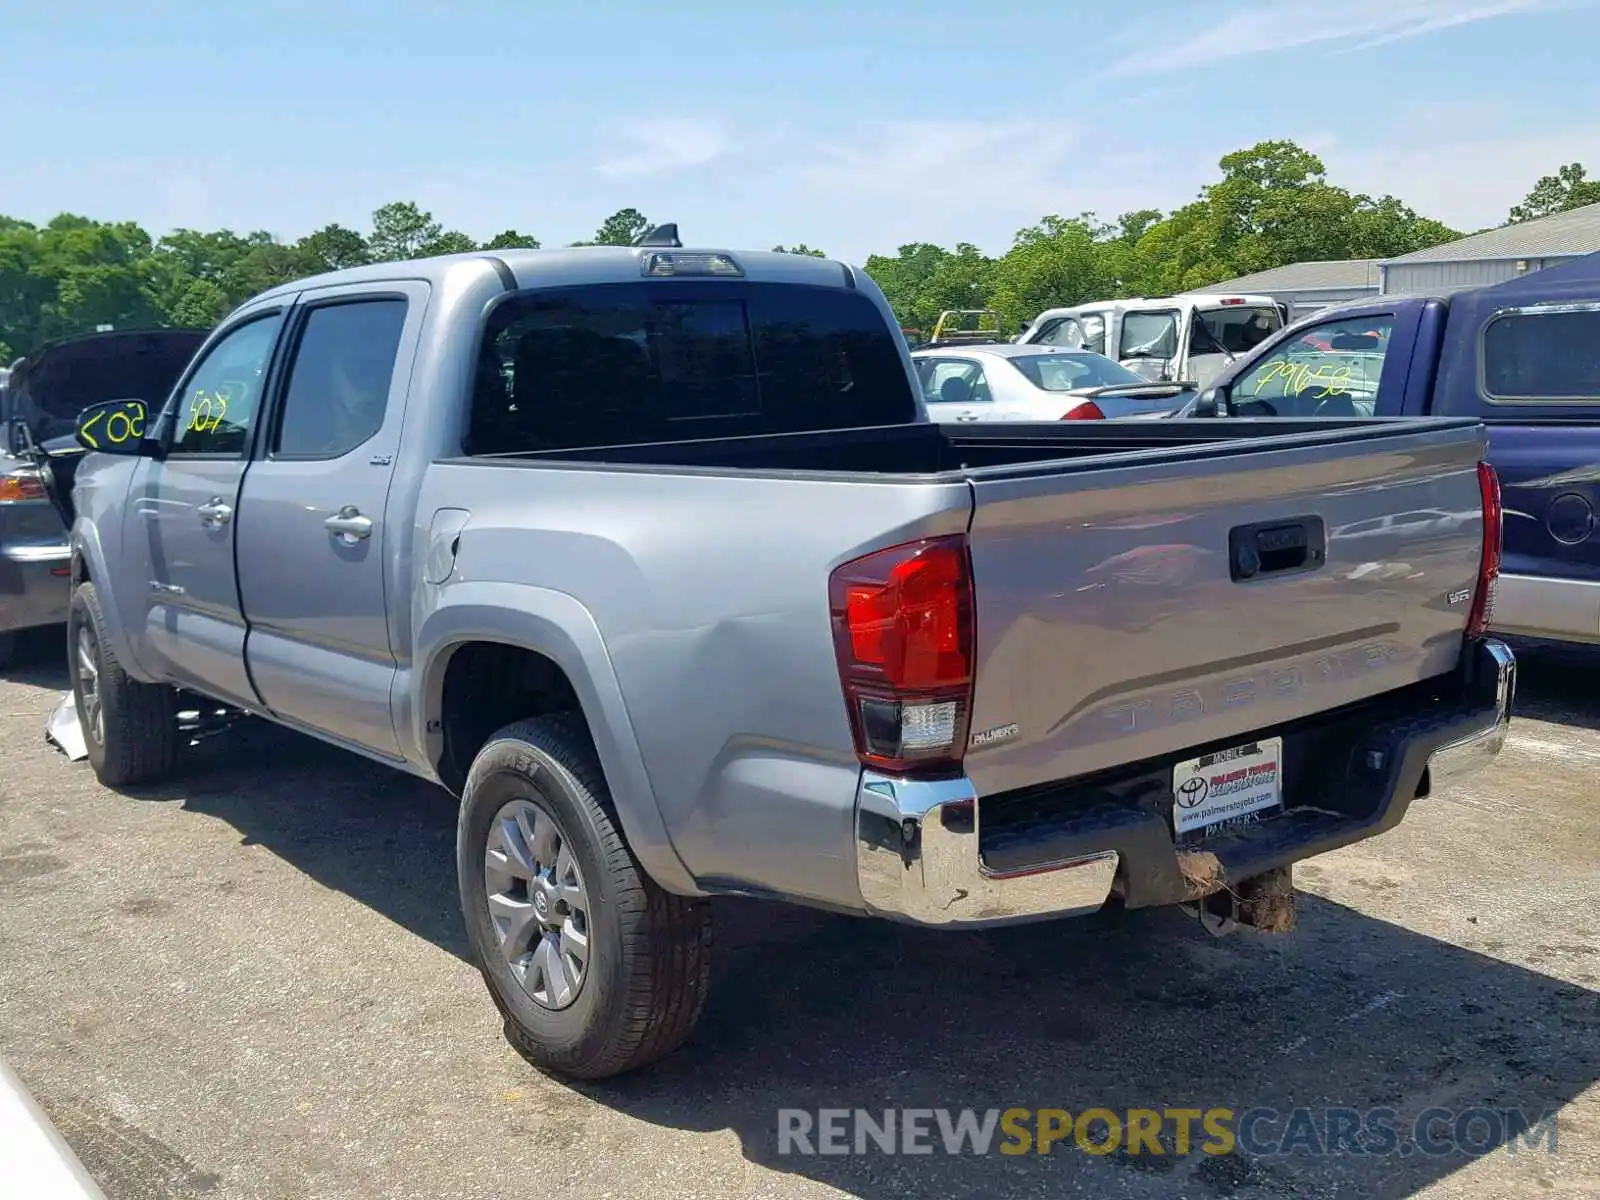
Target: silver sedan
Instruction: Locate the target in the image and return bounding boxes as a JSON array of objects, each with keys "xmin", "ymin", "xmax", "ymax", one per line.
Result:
[{"xmin": 912, "ymin": 344, "xmax": 1195, "ymax": 422}]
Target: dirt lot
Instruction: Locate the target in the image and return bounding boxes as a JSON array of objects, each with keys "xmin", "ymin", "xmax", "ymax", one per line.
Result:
[{"xmin": 1, "ymin": 633, "xmax": 1596, "ymax": 1200}]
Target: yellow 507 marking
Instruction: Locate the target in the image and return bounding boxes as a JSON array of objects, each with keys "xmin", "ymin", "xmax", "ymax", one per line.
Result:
[
  {"xmin": 1249, "ymin": 359, "xmax": 1356, "ymax": 399},
  {"xmin": 187, "ymin": 390, "xmax": 229, "ymax": 434}
]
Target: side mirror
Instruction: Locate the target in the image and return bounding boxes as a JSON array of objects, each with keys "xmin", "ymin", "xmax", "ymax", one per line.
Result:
[
  {"xmin": 74, "ymin": 399, "xmax": 153, "ymax": 456},
  {"xmin": 1191, "ymin": 386, "xmax": 1225, "ymax": 418}
]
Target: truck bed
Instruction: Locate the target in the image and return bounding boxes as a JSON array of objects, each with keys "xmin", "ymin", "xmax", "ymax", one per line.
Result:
[
  {"xmin": 435, "ymin": 414, "xmax": 1490, "ymax": 820},
  {"xmin": 458, "ymin": 415, "xmax": 1483, "ymax": 480}
]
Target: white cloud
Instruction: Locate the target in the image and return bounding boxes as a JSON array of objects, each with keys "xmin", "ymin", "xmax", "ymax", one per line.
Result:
[
  {"xmin": 595, "ymin": 116, "xmax": 732, "ymax": 179},
  {"xmin": 778, "ymin": 118, "xmax": 1189, "ymax": 256},
  {"xmin": 1104, "ymin": 0, "xmax": 1553, "ymax": 76},
  {"xmin": 1318, "ymin": 105, "xmax": 1600, "ymax": 231}
]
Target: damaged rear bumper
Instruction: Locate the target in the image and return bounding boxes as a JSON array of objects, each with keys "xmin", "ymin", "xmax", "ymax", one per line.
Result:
[{"xmin": 854, "ymin": 637, "xmax": 1515, "ymax": 928}]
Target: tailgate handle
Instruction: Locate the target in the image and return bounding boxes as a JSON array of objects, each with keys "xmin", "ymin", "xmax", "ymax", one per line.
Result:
[{"xmin": 1229, "ymin": 516, "xmax": 1325, "ymax": 581}]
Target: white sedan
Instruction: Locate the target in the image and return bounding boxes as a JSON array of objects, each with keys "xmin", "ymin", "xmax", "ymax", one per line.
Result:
[{"xmin": 911, "ymin": 344, "xmax": 1195, "ymax": 422}]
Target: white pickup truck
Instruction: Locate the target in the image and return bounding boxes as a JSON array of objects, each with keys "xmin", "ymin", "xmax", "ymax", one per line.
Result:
[{"xmin": 1017, "ymin": 293, "xmax": 1287, "ymax": 389}]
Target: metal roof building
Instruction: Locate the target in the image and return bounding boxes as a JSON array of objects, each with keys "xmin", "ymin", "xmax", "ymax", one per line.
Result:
[
  {"xmin": 1191, "ymin": 259, "xmax": 1382, "ymax": 319},
  {"xmin": 1379, "ymin": 200, "xmax": 1600, "ymax": 294}
]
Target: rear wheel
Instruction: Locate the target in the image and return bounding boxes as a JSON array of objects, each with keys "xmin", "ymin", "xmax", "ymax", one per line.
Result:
[
  {"xmin": 457, "ymin": 716, "xmax": 712, "ymax": 1080},
  {"xmin": 69, "ymin": 583, "xmax": 178, "ymax": 786}
]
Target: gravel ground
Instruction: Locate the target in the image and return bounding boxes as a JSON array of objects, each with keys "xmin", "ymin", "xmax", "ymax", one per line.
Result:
[{"xmin": 0, "ymin": 630, "xmax": 1596, "ymax": 1200}]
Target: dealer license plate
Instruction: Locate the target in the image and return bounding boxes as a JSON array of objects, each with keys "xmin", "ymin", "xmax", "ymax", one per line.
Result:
[{"xmin": 1172, "ymin": 738, "xmax": 1283, "ymax": 837}]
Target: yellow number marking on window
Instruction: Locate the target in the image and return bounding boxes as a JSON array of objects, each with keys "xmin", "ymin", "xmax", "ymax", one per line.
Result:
[
  {"xmin": 1247, "ymin": 359, "xmax": 1356, "ymax": 399},
  {"xmin": 187, "ymin": 391, "xmax": 230, "ymax": 434}
]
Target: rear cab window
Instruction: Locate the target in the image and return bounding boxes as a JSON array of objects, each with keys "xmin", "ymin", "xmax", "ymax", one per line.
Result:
[
  {"xmin": 1480, "ymin": 304, "xmax": 1600, "ymax": 410},
  {"xmin": 468, "ymin": 282, "xmax": 916, "ymax": 454}
]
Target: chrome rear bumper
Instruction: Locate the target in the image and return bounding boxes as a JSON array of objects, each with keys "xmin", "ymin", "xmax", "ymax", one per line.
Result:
[
  {"xmin": 853, "ymin": 638, "xmax": 1516, "ymax": 928},
  {"xmin": 1422, "ymin": 638, "xmax": 1516, "ymax": 793},
  {"xmin": 855, "ymin": 773, "xmax": 1118, "ymax": 928}
]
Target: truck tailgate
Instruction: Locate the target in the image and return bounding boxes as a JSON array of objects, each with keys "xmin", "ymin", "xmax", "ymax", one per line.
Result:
[{"xmin": 961, "ymin": 422, "xmax": 1489, "ymax": 797}]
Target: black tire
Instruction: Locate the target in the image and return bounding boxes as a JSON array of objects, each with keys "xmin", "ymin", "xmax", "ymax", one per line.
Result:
[
  {"xmin": 458, "ymin": 715, "xmax": 712, "ymax": 1081},
  {"xmin": 69, "ymin": 582, "xmax": 178, "ymax": 787},
  {"xmin": 0, "ymin": 632, "xmax": 15, "ymax": 670}
]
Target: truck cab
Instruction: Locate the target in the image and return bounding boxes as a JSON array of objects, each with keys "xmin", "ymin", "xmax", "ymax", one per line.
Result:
[
  {"xmin": 1017, "ymin": 293, "xmax": 1284, "ymax": 389},
  {"xmin": 1187, "ymin": 253, "xmax": 1600, "ymax": 646}
]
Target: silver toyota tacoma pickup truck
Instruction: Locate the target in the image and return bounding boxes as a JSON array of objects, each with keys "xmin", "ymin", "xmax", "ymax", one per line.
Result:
[{"xmin": 50, "ymin": 238, "xmax": 1515, "ymax": 1080}]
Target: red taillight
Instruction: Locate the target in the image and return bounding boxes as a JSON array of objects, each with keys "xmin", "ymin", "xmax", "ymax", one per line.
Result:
[
  {"xmin": 1061, "ymin": 400, "xmax": 1105, "ymax": 421},
  {"xmin": 0, "ymin": 469, "xmax": 46, "ymax": 503},
  {"xmin": 829, "ymin": 536, "xmax": 975, "ymax": 773},
  {"xmin": 1468, "ymin": 461, "xmax": 1502, "ymax": 637}
]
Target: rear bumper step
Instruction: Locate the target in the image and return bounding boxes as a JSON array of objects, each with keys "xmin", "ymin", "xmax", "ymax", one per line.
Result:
[{"xmin": 854, "ymin": 638, "xmax": 1514, "ymax": 927}]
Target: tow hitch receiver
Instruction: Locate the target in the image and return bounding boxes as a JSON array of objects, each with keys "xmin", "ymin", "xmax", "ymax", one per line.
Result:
[{"xmin": 1181, "ymin": 864, "xmax": 1296, "ymax": 937}]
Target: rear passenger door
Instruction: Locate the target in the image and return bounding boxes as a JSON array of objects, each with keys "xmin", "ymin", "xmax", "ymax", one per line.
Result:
[{"xmin": 234, "ymin": 283, "xmax": 427, "ymax": 758}]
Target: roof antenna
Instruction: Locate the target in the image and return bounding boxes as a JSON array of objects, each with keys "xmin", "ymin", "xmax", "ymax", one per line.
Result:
[{"xmin": 635, "ymin": 223, "xmax": 682, "ymax": 248}]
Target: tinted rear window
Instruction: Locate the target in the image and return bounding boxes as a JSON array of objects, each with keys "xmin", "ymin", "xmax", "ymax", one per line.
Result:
[
  {"xmin": 1482, "ymin": 307, "xmax": 1600, "ymax": 404},
  {"xmin": 468, "ymin": 282, "xmax": 915, "ymax": 454}
]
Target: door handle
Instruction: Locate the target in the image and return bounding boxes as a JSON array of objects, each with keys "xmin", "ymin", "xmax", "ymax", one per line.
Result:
[
  {"xmin": 197, "ymin": 498, "xmax": 233, "ymax": 526},
  {"xmin": 955, "ymin": 414, "xmax": 982, "ymax": 422},
  {"xmin": 325, "ymin": 505, "xmax": 374, "ymax": 542}
]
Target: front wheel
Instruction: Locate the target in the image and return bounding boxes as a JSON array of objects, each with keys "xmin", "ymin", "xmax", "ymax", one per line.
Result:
[
  {"xmin": 68, "ymin": 583, "xmax": 178, "ymax": 787},
  {"xmin": 457, "ymin": 716, "xmax": 712, "ymax": 1080}
]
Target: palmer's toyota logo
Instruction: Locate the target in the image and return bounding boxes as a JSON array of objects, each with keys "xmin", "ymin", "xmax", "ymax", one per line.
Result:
[{"xmin": 1176, "ymin": 775, "xmax": 1210, "ymax": 808}]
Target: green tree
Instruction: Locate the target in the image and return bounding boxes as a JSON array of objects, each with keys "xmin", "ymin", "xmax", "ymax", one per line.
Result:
[
  {"xmin": 296, "ymin": 223, "xmax": 371, "ymax": 272},
  {"xmin": 30, "ymin": 215, "xmax": 166, "ymax": 344},
  {"xmin": 1509, "ymin": 163, "xmax": 1600, "ymax": 223},
  {"xmin": 366, "ymin": 201, "xmax": 476, "ymax": 261},
  {"xmin": 863, "ymin": 242, "xmax": 995, "ymax": 331},
  {"xmin": 772, "ymin": 243, "xmax": 827, "ymax": 257},
  {"xmin": 1119, "ymin": 140, "xmax": 1456, "ymax": 294},
  {"xmin": 167, "ymin": 278, "xmax": 227, "ymax": 327},
  {"xmin": 586, "ymin": 207, "xmax": 650, "ymax": 247},
  {"xmin": 483, "ymin": 229, "xmax": 541, "ymax": 250},
  {"xmin": 419, "ymin": 230, "xmax": 479, "ymax": 256},
  {"xmin": 0, "ymin": 219, "xmax": 51, "ymax": 356},
  {"xmin": 987, "ymin": 214, "xmax": 1120, "ymax": 331}
]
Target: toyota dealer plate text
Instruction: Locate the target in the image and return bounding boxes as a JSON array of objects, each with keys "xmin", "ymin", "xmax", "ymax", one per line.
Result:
[{"xmin": 1172, "ymin": 738, "xmax": 1283, "ymax": 837}]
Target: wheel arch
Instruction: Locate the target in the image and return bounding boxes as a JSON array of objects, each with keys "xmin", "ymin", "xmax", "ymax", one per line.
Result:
[{"xmin": 413, "ymin": 582, "xmax": 700, "ymax": 897}]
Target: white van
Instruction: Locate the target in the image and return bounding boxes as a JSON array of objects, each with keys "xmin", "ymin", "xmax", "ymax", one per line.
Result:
[{"xmin": 1016, "ymin": 293, "xmax": 1286, "ymax": 389}]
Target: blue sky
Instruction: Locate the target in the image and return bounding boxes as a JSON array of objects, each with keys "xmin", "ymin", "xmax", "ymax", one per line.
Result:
[{"xmin": 5, "ymin": 0, "xmax": 1598, "ymax": 262}]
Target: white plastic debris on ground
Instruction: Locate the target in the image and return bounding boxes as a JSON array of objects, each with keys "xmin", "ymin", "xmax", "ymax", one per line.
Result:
[
  {"xmin": 45, "ymin": 692, "xmax": 87, "ymax": 761},
  {"xmin": 0, "ymin": 1057, "xmax": 108, "ymax": 1199}
]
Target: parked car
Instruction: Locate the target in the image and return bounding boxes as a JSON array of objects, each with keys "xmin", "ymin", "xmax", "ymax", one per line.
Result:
[
  {"xmin": 1016, "ymin": 293, "xmax": 1285, "ymax": 390},
  {"xmin": 913, "ymin": 343, "xmax": 1197, "ymax": 421},
  {"xmin": 0, "ymin": 329, "xmax": 207, "ymax": 666},
  {"xmin": 55, "ymin": 241, "xmax": 1512, "ymax": 1081},
  {"xmin": 1175, "ymin": 251, "xmax": 1600, "ymax": 647}
]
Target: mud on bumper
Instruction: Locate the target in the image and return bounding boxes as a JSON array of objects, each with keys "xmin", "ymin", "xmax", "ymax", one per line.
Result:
[{"xmin": 855, "ymin": 638, "xmax": 1515, "ymax": 927}]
